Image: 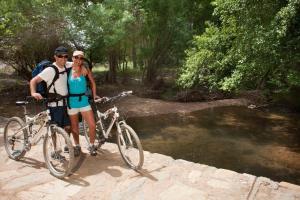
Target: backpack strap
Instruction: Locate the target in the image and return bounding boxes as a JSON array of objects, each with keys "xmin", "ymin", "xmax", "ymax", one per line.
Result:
[
  {"xmin": 66, "ymin": 67, "xmax": 91, "ymax": 109},
  {"xmin": 47, "ymin": 65, "xmax": 68, "ymax": 106},
  {"xmin": 66, "ymin": 67, "xmax": 72, "ymax": 109},
  {"xmin": 46, "ymin": 65, "xmax": 59, "ymax": 95}
]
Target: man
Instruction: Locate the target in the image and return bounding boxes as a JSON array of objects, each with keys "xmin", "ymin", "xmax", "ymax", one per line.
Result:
[{"xmin": 30, "ymin": 46, "xmax": 71, "ymax": 130}]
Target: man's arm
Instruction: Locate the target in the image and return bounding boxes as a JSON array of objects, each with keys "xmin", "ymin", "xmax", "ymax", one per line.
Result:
[{"xmin": 30, "ymin": 76, "xmax": 43, "ymax": 100}]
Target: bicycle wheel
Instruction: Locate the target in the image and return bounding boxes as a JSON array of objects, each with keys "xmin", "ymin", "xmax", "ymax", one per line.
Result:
[
  {"xmin": 83, "ymin": 119, "xmax": 105, "ymax": 149},
  {"xmin": 117, "ymin": 123, "xmax": 144, "ymax": 170},
  {"xmin": 3, "ymin": 117, "xmax": 28, "ymax": 160},
  {"xmin": 82, "ymin": 120, "xmax": 90, "ymax": 145},
  {"xmin": 43, "ymin": 125, "xmax": 74, "ymax": 178}
]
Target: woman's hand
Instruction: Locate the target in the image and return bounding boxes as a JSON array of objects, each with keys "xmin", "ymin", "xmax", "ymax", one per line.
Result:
[
  {"xmin": 94, "ymin": 95, "xmax": 101, "ymax": 101},
  {"xmin": 81, "ymin": 66, "xmax": 89, "ymax": 76}
]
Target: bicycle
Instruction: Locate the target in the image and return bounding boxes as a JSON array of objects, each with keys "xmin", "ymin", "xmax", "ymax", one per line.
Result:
[
  {"xmin": 3, "ymin": 96, "xmax": 74, "ymax": 178},
  {"xmin": 82, "ymin": 91, "xmax": 144, "ymax": 170}
]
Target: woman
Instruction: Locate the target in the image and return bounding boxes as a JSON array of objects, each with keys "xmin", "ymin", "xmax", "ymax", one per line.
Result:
[{"xmin": 68, "ymin": 50, "xmax": 100, "ymax": 156}]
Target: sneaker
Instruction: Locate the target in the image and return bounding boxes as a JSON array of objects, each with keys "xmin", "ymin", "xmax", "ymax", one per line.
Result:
[
  {"xmin": 64, "ymin": 146, "xmax": 69, "ymax": 153},
  {"xmin": 74, "ymin": 146, "xmax": 81, "ymax": 157},
  {"xmin": 88, "ymin": 145, "xmax": 97, "ymax": 156},
  {"xmin": 51, "ymin": 152, "xmax": 66, "ymax": 161},
  {"xmin": 11, "ymin": 150, "xmax": 22, "ymax": 157}
]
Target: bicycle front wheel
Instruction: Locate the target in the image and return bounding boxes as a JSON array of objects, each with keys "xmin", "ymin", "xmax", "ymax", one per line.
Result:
[
  {"xmin": 4, "ymin": 117, "xmax": 28, "ymax": 160},
  {"xmin": 43, "ymin": 125, "xmax": 74, "ymax": 178},
  {"xmin": 117, "ymin": 123, "xmax": 144, "ymax": 170}
]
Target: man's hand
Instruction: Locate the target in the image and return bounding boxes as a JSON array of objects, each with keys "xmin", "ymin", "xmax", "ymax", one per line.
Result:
[{"xmin": 31, "ymin": 92, "xmax": 43, "ymax": 100}]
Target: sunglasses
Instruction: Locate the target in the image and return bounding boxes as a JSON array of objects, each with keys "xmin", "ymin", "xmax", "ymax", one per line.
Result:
[
  {"xmin": 74, "ymin": 56, "xmax": 84, "ymax": 60},
  {"xmin": 57, "ymin": 55, "xmax": 68, "ymax": 58}
]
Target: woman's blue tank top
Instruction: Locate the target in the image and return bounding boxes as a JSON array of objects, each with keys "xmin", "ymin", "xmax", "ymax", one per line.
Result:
[{"xmin": 68, "ymin": 70, "xmax": 89, "ymax": 108}]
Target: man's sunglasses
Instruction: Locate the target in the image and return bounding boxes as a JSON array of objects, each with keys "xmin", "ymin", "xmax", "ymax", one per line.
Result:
[
  {"xmin": 57, "ymin": 55, "xmax": 68, "ymax": 58},
  {"xmin": 74, "ymin": 56, "xmax": 84, "ymax": 60}
]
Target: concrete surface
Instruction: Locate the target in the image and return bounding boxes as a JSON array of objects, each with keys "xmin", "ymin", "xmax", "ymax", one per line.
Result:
[{"xmin": 1, "ymin": 133, "xmax": 300, "ymax": 200}]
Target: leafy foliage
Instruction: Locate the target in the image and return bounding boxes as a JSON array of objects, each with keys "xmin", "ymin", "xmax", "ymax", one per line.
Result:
[
  {"xmin": 178, "ymin": 0, "xmax": 300, "ymax": 93},
  {"xmin": 0, "ymin": 0, "xmax": 66, "ymax": 79}
]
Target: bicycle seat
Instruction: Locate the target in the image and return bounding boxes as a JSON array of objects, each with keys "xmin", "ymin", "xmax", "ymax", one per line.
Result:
[{"xmin": 15, "ymin": 101, "xmax": 28, "ymax": 106}]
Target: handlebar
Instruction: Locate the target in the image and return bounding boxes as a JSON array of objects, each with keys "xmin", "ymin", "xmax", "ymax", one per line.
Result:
[
  {"xmin": 94, "ymin": 91, "xmax": 133, "ymax": 104},
  {"xmin": 24, "ymin": 95, "xmax": 67, "ymax": 104}
]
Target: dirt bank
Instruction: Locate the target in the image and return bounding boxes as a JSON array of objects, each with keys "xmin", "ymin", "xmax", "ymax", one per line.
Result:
[
  {"xmin": 115, "ymin": 96, "xmax": 249, "ymax": 117},
  {"xmin": 0, "ymin": 96, "xmax": 249, "ymax": 126}
]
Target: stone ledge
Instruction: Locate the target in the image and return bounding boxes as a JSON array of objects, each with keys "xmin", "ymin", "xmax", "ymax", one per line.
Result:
[{"xmin": 1, "ymin": 135, "xmax": 299, "ymax": 200}]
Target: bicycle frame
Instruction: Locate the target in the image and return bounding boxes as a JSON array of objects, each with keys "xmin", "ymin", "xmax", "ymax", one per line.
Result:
[
  {"xmin": 96, "ymin": 106, "xmax": 120, "ymax": 139},
  {"xmin": 83, "ymin": 91, "xmax": 133, "ymax": 146},
  {"xmin": 18, "ymin": 104, "xmax": 52, "ymax": 147}
]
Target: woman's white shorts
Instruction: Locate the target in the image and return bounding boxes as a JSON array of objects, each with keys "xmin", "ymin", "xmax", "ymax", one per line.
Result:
[{"xmin": 68, "ymin": 105, "xmax": 92, "ymax": 115}]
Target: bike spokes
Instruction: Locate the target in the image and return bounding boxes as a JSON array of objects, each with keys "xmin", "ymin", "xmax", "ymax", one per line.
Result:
[
  {"xmin": 117, "ymin": 124, "xmax": 144, "ymax": 170},
  {"xmin": 4, "ymin": 117, "xmax": 27, "ymax": 160},
  {"xmin": 43, "ymin": 127, "xmax": 74, "ymax": 178}
]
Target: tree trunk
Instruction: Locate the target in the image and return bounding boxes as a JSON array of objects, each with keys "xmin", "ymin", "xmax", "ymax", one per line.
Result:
[
  {"xmin": 132, "ymin": 44, "xmax": 137, "ymax": 69},
  {"xmin": 107, "ymin": 50, "xmax": 118, "ymax": 83},
  {"xmin": 144, "ymin": 59, "xmax": 157, "ymax": 84}
]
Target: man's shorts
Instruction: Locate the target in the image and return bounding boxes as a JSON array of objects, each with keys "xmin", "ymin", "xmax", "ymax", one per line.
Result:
[
  {"xmin": 49, "ymin": 106, "xmax": 70, "ymax": 128},
  {"xmin": 67, "ymin": 105, "xmax": 92, "ymax": 115}
]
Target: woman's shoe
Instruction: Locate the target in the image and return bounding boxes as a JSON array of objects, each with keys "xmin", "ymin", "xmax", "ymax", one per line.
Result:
[
  {"xmin": 74, "ymin": 146, "xmax": 81, "ymax": 157},
  {"xmin": 88, "ymin": 145, "xmax": 97, "ymax": 156}
]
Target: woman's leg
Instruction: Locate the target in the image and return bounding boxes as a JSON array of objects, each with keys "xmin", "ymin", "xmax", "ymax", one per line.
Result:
[
  {"xmin": 69, "ymin": 114, "xmax": 80, "ymax": 145},
  {"xmin": 81, "ymin": 110, "xmax": 96, "ymax": 144}
]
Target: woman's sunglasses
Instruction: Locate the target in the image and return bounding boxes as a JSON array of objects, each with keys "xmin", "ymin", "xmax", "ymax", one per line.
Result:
[
  {"xmin": 57, "ymin": 55, "xmax": 68, "ymax": 58},
  {"xmin": 74, "ymin": 56, "xmax": 84, "ymax": 60}
]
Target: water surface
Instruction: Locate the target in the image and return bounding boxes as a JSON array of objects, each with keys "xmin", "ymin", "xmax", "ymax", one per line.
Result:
[{"xmin": 127, "ymin": 106, "xmax": 300, "ymax": 185}]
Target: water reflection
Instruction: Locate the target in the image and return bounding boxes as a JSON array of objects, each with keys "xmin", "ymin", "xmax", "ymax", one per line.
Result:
[{"xmin": 127, "ymin": 106, "xmax": 300, "ymax": 185}]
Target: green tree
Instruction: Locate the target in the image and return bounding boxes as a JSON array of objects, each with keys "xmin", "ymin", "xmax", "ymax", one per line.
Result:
[
  {"xmin": 65, "ymin": 0, "xmax": 136, "ymax": 83},
  {"xmin": 178, "ymin": 0, "xmax": 300, "ymax": 93},
  {"xmin": 0, "ymin": 0, "xmax": 66, "ymax": 80}
]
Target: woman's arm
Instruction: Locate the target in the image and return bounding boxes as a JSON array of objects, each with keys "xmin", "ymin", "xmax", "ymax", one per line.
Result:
[{"xmin": 86, "ymin": 68, "xmax": 99, "ymax": 99}]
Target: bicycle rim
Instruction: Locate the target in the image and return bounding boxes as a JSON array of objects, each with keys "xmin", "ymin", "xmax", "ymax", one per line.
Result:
[
  {"xmin": 43, "ymin": 126, "xmax": 74, "ymax": 178},
  {"xmin": 4, "ymin": 117, "xmax": 27, "ymax": 160},
  {"xmin": 117, "ymin": 124, "xmax": 144, "ymax": 170},
  {"xmin": 83, "ymin": 119, "xmax": 104, "ymax": 148}
]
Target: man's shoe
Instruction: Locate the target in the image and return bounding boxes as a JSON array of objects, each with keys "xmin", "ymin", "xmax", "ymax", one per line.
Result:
[
  {"xmin": 74, "ymin": 146, "xmax": 81, "ymax": 157},
  {"xmin": 88, "ymin": 145, "xmax": 97, "ymax": 156},
  {"xmin": 51, "ymin": 152, "xmax": 66, "ymax": 161},
  {"xmin": 64, "ymin": 146, "xmax": 69, "ymax": 153},
  {"xmin": 12, "ymin": 150, "xmax": 22, "ymax": 157}
]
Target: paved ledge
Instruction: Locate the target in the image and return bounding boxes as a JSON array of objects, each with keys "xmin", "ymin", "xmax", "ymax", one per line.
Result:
[{"xmin": 0, "ymin": 135, "xmax": 299, "ymax": 200}]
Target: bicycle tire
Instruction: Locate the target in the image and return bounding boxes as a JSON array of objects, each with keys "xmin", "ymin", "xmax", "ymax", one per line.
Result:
[
  {"xmin": 43, "ymin": 125, "xmax": 74, "ymax": 178},
  {"xmin": 117, "ymin": 123, "xmax": 144, "ymax": 170},
  {"xmin": 83, "ymin": 119, "xmax": 104, "ymax": 149},
  {"xmin": 82, "ymin": 120, "xmax": 90, "ymax": 145},
  {"xmin": 3, "ymin": 117, "xmax": 28, "ymax": 160}
]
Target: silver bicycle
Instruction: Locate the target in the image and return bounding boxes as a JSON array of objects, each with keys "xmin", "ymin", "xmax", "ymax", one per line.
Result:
[
  {"xmin": 3, "ymin": 97, "xmax": 74, "ymax": 178},
  {"xmin": 83, "ymin": 91, "xmax": 144, "ymax": 170}
]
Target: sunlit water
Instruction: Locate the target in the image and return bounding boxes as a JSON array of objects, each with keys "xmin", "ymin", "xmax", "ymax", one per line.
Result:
[{"xmin": 127, "ymin": 106, "xmax": 300, "ymax": 185}]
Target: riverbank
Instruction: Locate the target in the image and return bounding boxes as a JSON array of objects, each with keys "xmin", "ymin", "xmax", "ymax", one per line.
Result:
[{"xmin": 0, "ymin": 96, "xmax": 249, "ymax": 135}]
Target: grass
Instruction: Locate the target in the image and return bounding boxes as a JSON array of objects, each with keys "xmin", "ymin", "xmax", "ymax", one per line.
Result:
[{"xmin": 92, "ymin": 63, "xmax": 109, "ymax": 73}]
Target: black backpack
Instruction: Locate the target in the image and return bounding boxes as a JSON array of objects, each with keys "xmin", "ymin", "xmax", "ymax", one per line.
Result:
[{"xmin": 32, "ymin": 60, "xmax": 67, "ymax": 98}]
